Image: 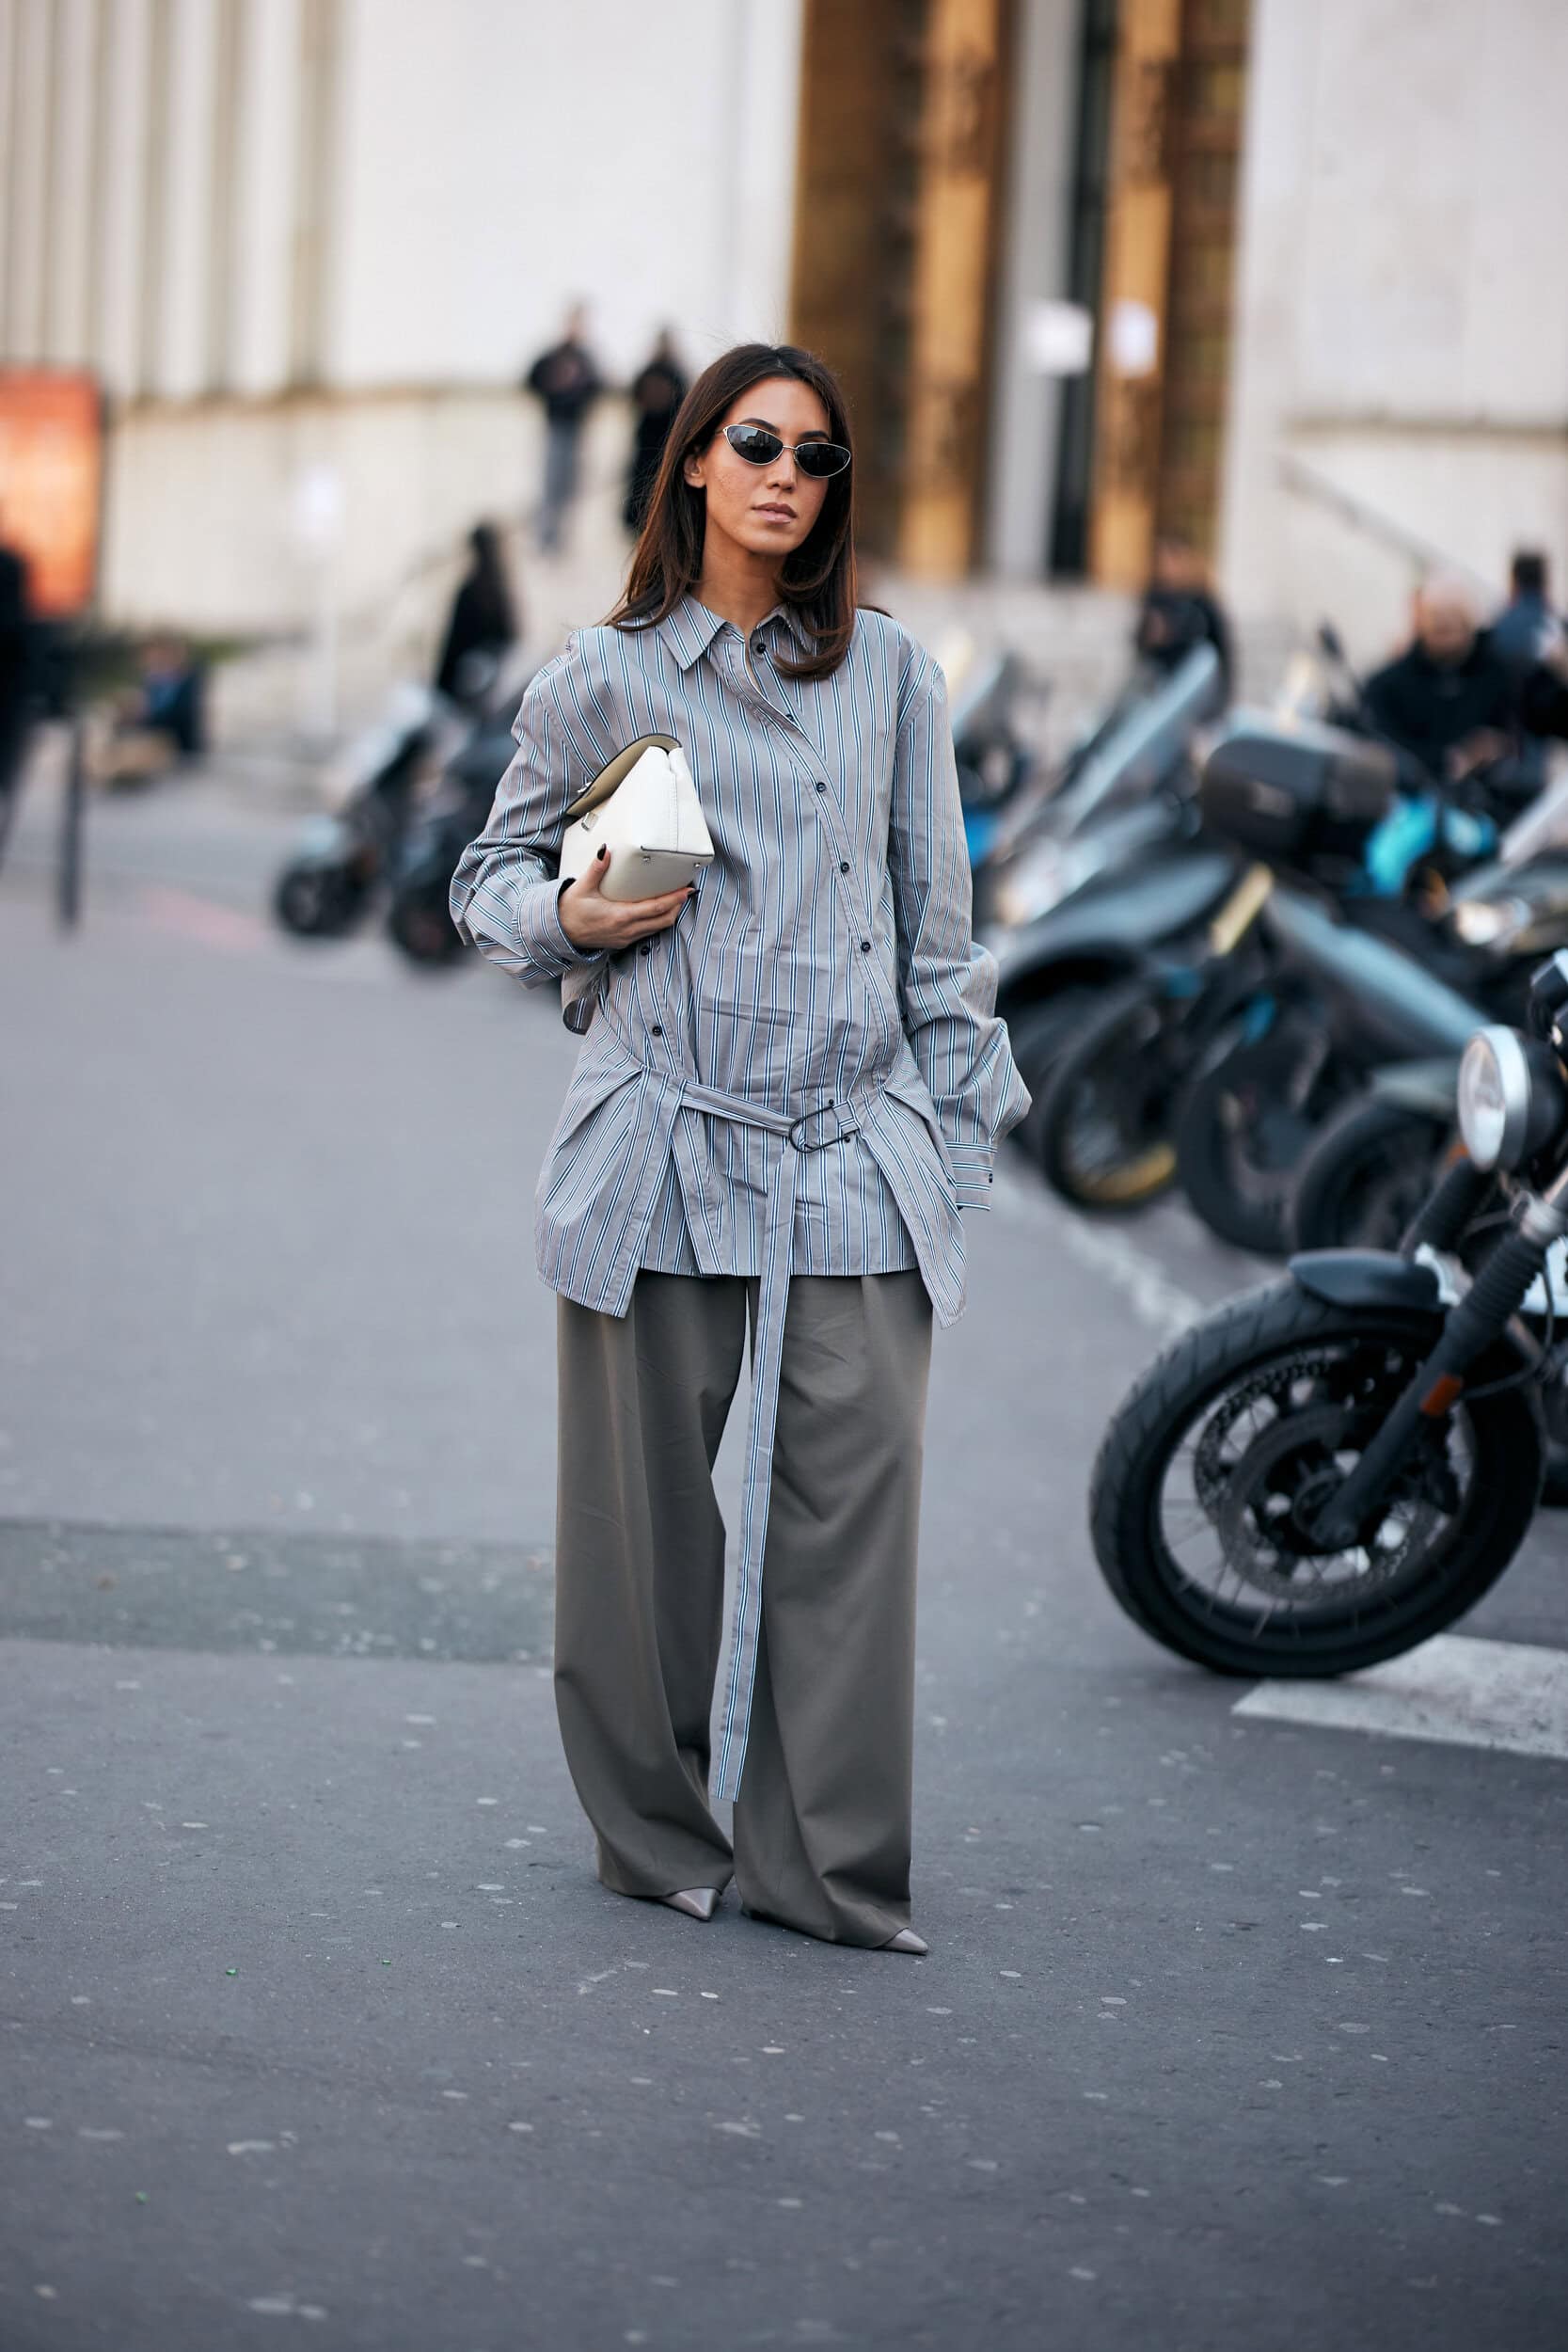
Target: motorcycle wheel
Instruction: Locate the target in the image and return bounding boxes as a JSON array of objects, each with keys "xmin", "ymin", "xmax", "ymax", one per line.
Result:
[
  {"xmin": 273, "ymin": 862, "xmax": 371, "ymax": 940},
  {"xmin": 387, "ymin": 885, "xmax": 466, "ymax": 968},
  {"xmin": 1176, "ymin": 1024, "xmax": 1349, "ymax": 1258},
  {"xmin": 1032, "ymin": 978, "xmax": 1184, "ymax": 1211},
  {"xmin": 1003, "ymin": 991, "xmax": 1101, "ymax": 1163},
  {"xmin": 1289, "ymin": 1099, "xmax": 1450, "ymax": 1252},
  {"xmin": 1088, "ymin": 1279, "xmax": 1543, "ymax": 1675}
]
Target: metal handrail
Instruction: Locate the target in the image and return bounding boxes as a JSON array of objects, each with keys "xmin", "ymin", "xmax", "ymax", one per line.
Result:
[{"xmin": 1277, "ymin": 450, "xmax": 1495, "ymax": 597}]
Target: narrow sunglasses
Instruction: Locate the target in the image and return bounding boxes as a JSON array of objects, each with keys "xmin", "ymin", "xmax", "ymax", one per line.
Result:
[{"xmin": 721, "ymin": 423, "xmax": 851, "ymax": 479}]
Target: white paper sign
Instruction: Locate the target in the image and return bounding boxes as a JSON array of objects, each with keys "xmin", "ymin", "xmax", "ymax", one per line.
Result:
[
  {"xmin": 1022, "ymin": 299, "xmax": 1094, "ymax": 376},
  {"xmin": 1107, "ymin": 298, "xmax": 1159, "ymax": 376}
]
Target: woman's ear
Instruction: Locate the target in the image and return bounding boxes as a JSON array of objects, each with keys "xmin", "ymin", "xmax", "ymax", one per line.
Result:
[{"xmin": 682, "ymin": 446, "xmax": 705, "ymax": 488}]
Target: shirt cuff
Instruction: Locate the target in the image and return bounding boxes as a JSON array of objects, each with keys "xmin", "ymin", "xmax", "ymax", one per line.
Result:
[
  {"xmin": 518, "ymin": 877, "xmax": 603, "ymax": 977},
  {"xmin": 947, "ymin": 1145, "xmax": 995, "ymax": 1211}
]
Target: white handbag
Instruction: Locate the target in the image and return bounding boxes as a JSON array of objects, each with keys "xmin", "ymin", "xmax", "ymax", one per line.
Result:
[{"xmin": 559, "ymin": 734, "xmax": 714, "ymax": 902}]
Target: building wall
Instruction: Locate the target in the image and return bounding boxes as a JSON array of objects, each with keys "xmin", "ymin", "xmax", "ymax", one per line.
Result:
[
  {"xmin": 0, "ymin": 0, "xmax": 802, "ymax": 645},
  {"xmin": 1220, "ymin": 0, "xmax": 1568, "ymax": 653}
]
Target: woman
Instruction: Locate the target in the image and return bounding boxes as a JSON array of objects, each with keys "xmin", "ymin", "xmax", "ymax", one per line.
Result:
[
  {"xmin": 435, "ymin": 522, "xmax": 517, "ymax": 708},
  {"xmin": 451, "ymin": 344, "xmax": 1028, "ymax": 1953},
  {"xmin": 623, "ymin": 330, "xmax": 688, "ymax": 534}
]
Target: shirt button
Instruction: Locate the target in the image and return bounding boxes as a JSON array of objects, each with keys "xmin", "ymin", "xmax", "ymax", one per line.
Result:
[
  {"xmin": 650, "ymin": 1024, "xmax": 663, "ymax": 1037},
  {"xmin": 839, "ymin": 861, "xmax": 849, "ymax": 874},
  {"xmin": 860, "ymin": 940, "xmax": 871, "ymax": 953},
  {"xmin": 815, "ymin": 781, "xmax": 826, "ymax": 792},
  {"xmin": 639, "ymin": 941, "xmax": 652, "ymax": 956}
]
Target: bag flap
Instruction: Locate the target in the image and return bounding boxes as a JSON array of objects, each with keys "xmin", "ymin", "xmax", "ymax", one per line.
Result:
[{"xmin": 563, "ymin": 733, "xmax": 679, "ymax": 823}]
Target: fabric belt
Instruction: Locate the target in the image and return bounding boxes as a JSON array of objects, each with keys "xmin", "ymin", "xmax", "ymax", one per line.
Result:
[{"xmin": 673, "ymin": 1073, "xmax": 879, "ymax": 1802}]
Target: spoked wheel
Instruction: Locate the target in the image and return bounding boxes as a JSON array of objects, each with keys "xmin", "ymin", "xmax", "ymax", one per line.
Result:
[
  {"xmin": 1176, "ymin": 1023, "xmax": 1351, "ymax": 1257},
  {"xmin": 1089, "ymin": 1281, "xmax": 1543, "ymax": 1674},
  {"xmin": 1034, "ymin": 979, "xmax": 1187, "ymax": 1211},
  {"xmin": 273, "ymin": 862, "xmax": 372, "ymax": 940},
  {"xmin": 1004, "ymin": 990, "xmax": 1101, "ymax": 1165},
  {"xmin": 387, "ymin": 885, "xmax": 466, "ymax": 967},
  {"xmin": 1290, "ymin": 1099, "xmax": 1450, "ymax": 1251}
]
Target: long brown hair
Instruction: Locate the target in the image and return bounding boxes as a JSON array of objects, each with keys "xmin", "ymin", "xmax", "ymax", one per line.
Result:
[{"xmin": 606, "ymin": 342, "xmax": 859, "ymax": 682}]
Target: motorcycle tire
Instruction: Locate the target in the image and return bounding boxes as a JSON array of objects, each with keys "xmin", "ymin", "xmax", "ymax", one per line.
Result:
[
  {"xmin": 387, "ymin": 885, "xmax": 466, "ymax": 968},
  {"xmin": 273, "ymin": 862, "xmax": 371, "ymax": 940},
  {"xmin": 1003, "ymin": 991, "xmax": 1101, "ymax": 1164},
  {"xmin": 1088, "ymin": 1279, "xmax": 1543, "ymax": 1676},
  {"xmin": 1175, "ymin": 1024, "xmax": 1349, "ymax": 1258},
  {"xmin": 1289, "ymin": 1098, "xmax": 1451, "ymax": 1253},
  {"xmin": 1033, "ymin": 977, "xmax": 1183, "ymax": 1212}
]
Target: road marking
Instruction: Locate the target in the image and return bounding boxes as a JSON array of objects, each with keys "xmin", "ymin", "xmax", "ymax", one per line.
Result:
[
  {"xmin": 1233, "ymin": 1634, "xmax": 1568, "ymax": 1761},
  {"xmin": 991, "ymin": 1165, "xmax": 1203, "ymax": 1342}
]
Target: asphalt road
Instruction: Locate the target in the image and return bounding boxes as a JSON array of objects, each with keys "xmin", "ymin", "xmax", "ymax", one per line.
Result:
[{"xmin": 2, "ymin": 767, "xmax": 1565, "ymax": 2351}]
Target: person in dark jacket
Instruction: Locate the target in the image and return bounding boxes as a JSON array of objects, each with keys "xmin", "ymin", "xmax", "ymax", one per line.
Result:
[
  {"xmin": 1363, "ymin": 575, "xmax": 1518, "ymax": 782},
  {"xmin": 524, "ymin": 306, "xmax": 603, "ymax": 554},
  {"xmin": 1133, "ymin": 533, "xmax": 1232, "ymax": 698},
  {"xmin": 435, "ymin": 523, "xmax": 517, "ymax": 707},
  {"xmin": 1489, "ymin": 550, "xmax": 1556, "ymax": 678},
  {"xmin": 0, "ymin": 531, "xmax": 36, "ymax": 854},
  {"xmin": 623, "ymin": 331, "xmax": 688, "ymax": 534},
  {"xmin": 1488, "ymin": 552, "xmax": 1558, "ymax": 790}
]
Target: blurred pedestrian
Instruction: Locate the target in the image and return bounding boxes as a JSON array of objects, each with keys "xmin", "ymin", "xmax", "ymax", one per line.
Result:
[
  {"xmin": 1363, "ymin": 574, "xmax": 1518, "ymax": 784},
  {"xmin": 623, "ymin": 330, "xmax": 688, "ymax": 534},
  {"xmin": 451, "ymin": 342, "xmax": 1030, "ymax": 1954},
  {"xmin": 1490, "ymin": 549, "xmax": 1558, "ymax": 677},
  {"xmin": 88, "ymin": 632, "xmax": 206, "ymax": 789},
  {"xmin": 1489, "ymin": 551, "xmax": 1558, "ymax": 789},
  {"xmin": 523, "ymin": 305, "xmax": 603, "ymax": 555},
  {"xmin": 434, "ymin": 522, "xmax": 518, "ymax": 710},
  {"xmin": 0, "ymin": 522, "xmax": 36, "ymax": 860},
  {"xmin": 1133, "ymin": 532, "xmax": 1232, "ymax": 698}
]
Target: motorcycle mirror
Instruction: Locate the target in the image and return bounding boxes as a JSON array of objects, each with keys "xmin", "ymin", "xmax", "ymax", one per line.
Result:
[{"xmin": 1527, "ymin": 947, "xmax": 1568, "ymax": 1042}]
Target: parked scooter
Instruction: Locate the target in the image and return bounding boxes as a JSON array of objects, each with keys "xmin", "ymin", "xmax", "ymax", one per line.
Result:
[
  {"xmin": 1088, "ymin": 948, "xmax": 1568, "ymax": 1674},
  {"xmin": 384, "ymin": 720, "xmax": 517, "ymax": 967},
  {"xmin": 1291, "ymin": 823, "xmax": 1568, "ymax": 1248},
  {"xmin": 272, "ymin": 683, "xmax": 472, "ymax": 940},
  {"xmin": 1032, "ymin": 711, "xmax": 1535, "ymax": 1248},
  {"xmin": 983, "ymin": 646, "xmax": 1234, "ymax": 1158}
]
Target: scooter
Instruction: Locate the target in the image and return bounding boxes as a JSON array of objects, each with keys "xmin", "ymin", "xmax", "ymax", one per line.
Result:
[
  {"xmin": 384, "ymin": 720, "xmax": 517, "ymax": 968},
  {"xmin": 272, "ymin": 683, "xmax": 469, "ymax": 940},
  {"xmin": 983, "ymin": 645, "xmax": 1236, "ymax": 1151},
  {"xmin": 1088, "ymin": 946, "xmax": 1568, "ymax": 1675},
  {"xmin": 1290, "ymin": 826, "xmax": 1568, "ymax": 1249},
  {"xmin": 1030, "ymin": 712, "xmax": 1535, "ymax": 1247}
]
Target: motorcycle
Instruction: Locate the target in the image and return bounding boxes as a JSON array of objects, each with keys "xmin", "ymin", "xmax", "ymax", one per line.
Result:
[
  {"xmin": 983, "ymin": 646, "xmax": 1236, "ymax": 1169},
  {"xmin": 1291, "ymin": 837, "xmax": 1568, "ymax": 1249},
  {"xmin": 943, "ymin": 641, "xmax": 1051, "ymax": 920},
  {"xmin": 384, "ymin": 720, "xmax": 517, "ymax": 967},
  {"xmin": 272, "ymin": 682, "xmax": 471, "ymax": 940},
  {"xmin": 1087, "ymin": 946, "xmax": 1568, "ymax": 1674},
  {"xmin": 1032, "ymin": 711, "xmax": 1533, "ymax": 1248}
]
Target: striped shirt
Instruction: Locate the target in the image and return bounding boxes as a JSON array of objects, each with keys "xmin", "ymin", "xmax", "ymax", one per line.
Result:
[{"xmin": 450, "ymin": 595, "xmax": 1030, "ymax": 1329}]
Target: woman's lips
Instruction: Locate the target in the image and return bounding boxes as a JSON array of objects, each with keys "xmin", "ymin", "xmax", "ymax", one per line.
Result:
[{"xmin": 755, "ymin": 502, "xmax": 796, "ymax": 519}]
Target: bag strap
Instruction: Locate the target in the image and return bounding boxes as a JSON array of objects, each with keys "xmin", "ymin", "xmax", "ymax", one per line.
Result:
[{"xmin": 563, "ymin": 733, "xmax": 679, "ymax": 824}]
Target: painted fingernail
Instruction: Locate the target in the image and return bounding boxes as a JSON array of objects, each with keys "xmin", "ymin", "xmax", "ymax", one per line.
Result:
[{"xmin": 597, "ymin": 845, "xmax": 609, "ymax": 861}]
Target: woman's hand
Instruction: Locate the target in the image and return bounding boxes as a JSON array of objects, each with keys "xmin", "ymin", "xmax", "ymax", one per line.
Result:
[{"xmin": 558, "ymin": 845, "xmax": 694, "ymax": 953}]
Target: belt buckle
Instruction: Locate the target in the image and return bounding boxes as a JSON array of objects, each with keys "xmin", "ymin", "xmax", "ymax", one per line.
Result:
[{"xmin": 786, "ymin": 1097, "xmax": 860, "ymax": 1152}]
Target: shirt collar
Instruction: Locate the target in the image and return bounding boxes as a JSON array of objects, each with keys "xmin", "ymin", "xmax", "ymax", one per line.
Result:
[{"xmin": 657, "ymin": 595, "xmax": 815, "ymax": 673}]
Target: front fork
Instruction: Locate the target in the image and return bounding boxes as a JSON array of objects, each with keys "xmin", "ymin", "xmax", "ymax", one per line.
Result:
[{"xmin": 1310, "ymin": 1173, "xmax": 1566, "ymax": 1549}]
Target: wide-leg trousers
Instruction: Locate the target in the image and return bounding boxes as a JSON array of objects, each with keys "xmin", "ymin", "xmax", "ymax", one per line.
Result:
[{"xmin": 553, "ymin": 1268, "xmax": 933, "ymax": 1947}]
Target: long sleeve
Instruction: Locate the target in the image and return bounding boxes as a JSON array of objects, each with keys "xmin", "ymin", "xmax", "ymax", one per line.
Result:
[
  {"xmin": 887, "ymin": 653, "xmax": 1031, "ymax": 1208},
  {"xmin": 449, "ymin": 651, "xmax": 604, "ymax": 990}
]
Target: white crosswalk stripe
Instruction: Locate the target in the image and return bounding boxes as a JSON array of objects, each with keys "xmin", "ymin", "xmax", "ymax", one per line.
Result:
[{"xmin": 1233, "ymin": 1633, "xmax": 1568, "ymax": 1760}]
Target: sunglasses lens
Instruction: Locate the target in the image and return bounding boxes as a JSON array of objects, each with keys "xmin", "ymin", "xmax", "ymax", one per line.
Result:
[
  {"xmin": 795, "ymin": 441, "xmax": 851, "ymax": 479},
  {"xmin": 725, "ymin": 426, "xmax": 783, "ymax": 466}
]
